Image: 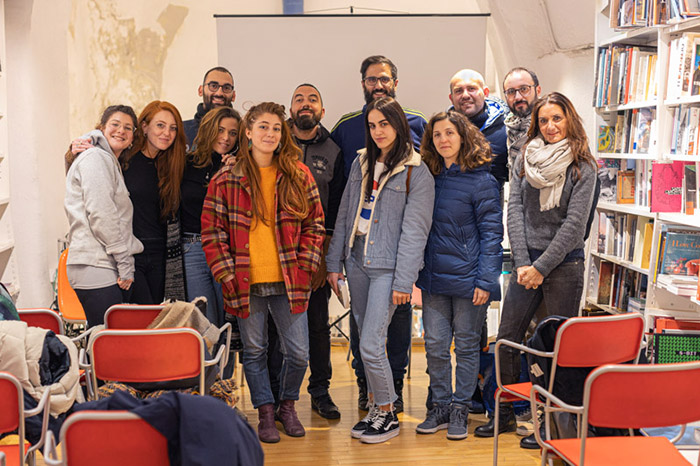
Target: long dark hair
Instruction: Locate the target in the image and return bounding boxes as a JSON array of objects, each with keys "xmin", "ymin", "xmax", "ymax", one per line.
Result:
[
  {"xmin": 236, "ymin": 102, "xmax": 309, "ymax": 224},
  {"xmin": 190, "ymin": 106, "xmax": 242, "ymax": 168},
  {"xmin": 522, "ymin": 92, "xmax": 596, "ymax": 180},
  {"xmin": 363, "ymin": 97, "xmax": 412, "ymax": 200},
  {"xmin": 420, "ymin": 111, "xmax": 491, "ymax": 175}
]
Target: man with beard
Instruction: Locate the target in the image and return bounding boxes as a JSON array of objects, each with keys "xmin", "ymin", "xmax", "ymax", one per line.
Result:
[
  {"xmin": 448, "ymin": 69, "xmax": 508, "ymax": 189},
  {"xmin": 330, "ymin": 55, "xmax": 427, "ymax": 414},
  {"xmin": 267, "ymin": 83, "xmax": 344, "ymax": 419},
  {"xmin": 502, "ymin": 67, "xmax": 542, "ymax": 172},
  {"xmin": 183, "ymin": 66, "xmax": 236, "ymax": 147}
]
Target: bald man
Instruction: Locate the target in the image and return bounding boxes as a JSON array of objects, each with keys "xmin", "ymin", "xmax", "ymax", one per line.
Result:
[{"xmin": 448, "ymin": 69, "xmax": 508, "ymax": 188}]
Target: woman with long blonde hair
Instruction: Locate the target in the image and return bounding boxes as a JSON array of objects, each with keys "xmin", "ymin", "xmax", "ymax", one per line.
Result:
[{"xmin": 201, "ymin": 102, "xmax": 325, "ymax": 444}]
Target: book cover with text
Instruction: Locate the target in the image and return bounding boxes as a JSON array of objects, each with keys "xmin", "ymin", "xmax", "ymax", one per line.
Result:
[
  {"xmin": 650, "ymin": 161, "xmax": 685, "ymax": 212},
  {"xmin": 660, "ymin": 232, "xmax": 700, "ymax": 275}
]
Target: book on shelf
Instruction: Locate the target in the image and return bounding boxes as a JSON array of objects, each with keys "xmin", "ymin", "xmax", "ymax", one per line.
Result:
[
  {"xmin": 595, "ymin": 211, "xmax": 654, "ymax": 269},
  {"xmin": 650, "ymin": 160, "xmax": 685, "ymax": 212},
  {"xmin": 610, "ymin": 0, "xmax": 674, "ymax": 27},
  {"xmin": 659, "ymin": 231, "xmax": 700, "ymax": 274},
  {"xmin": 595, "ymin": 45, "xmax": 657, "ymax": 107},
  {"xmin": 684, "ymin": 164, "xmax": 697, "ymax": 214},
  {"xmin": 670, "ymin": 105, "xmax": 700, "ymax": 154},
  {"xmin": 598, "ymin": 261, "xmax": 615, "ymax": 304},
  {"xmin": 667, "ymin": 32, "xmax": 700, "ymax": 99},
  {"xmin": 594, "ymin": 259, "xmax": 648, "ymax": 311},
  {"xmin": 598, "ymin": 159, "xmax": 620, "ymax": 203},
  {"xmin": 657, "ymin": 273, "xmax": 698, "ymax": 295},
  {"xmin": 598, "ymin": 125, "xmax": 616, "ymax": 152},
  {"xmin": 617, "ymin": 169, "xmax": 636, "ymax": 203},
  {"xmin": 639, "ymin": 218, "xmax": 655, "ymax": 269}
]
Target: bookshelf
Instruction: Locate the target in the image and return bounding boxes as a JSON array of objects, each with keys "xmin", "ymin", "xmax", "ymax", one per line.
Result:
[
  {"xmin": 590, "ymin": 0, "xmax": 700, "ymax": 333},
  {"xmin": 0, "ymin": 0, "xmax": 19, "ymax": 300}
]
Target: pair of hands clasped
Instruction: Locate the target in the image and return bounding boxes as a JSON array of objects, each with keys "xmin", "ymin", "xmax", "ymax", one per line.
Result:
[
  {"xmin": 326, "ymin": 273, "xmax": 491, "ymax": 306},
  {"xmin": 516, "ymin": 265, "xmax": 544, "ymax": 290}
]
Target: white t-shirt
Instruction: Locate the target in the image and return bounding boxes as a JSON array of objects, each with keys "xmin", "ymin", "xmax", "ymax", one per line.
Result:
[{"xmin": 357, "ymin": 161, "xmax": 385, "ymax": 235}]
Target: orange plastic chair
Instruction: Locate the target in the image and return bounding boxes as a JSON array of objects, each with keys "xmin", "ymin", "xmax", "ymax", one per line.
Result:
[
  {"xmin": 56, "ymin": 249, "xmax": 87, "ymax": 325},
  {"xmin": 531, "ymin": 361, "xmax": 700, "ymax": 466},
  {"xmin": 83, "ymin": 328, "xmax": 216, "ymax": 399},
  {"xmin": 43, "ymin": 411, "xmax": 169, "ymax": 466},
  {"xmin": 491, "ymin": 313, "xmax": 645, "ymax": 465},
  {"xmin": 0, "ymin": 372, "xmax": 50, "ymax": 466},
  {"xmin": 18, "ymin": 308, "xmax": 64, "ymax": 335}
]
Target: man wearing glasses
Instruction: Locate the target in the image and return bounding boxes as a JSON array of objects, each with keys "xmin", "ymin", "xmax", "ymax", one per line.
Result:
[
  {"xmin": 448, "ymin": 69, "xmax": 508, "ymax": 189},
  {"xmin": 330, "ymin": 55, "xmax": 427, "ymax": 414},
  {"xmin": 184, "ymin": 66, "xmax": 236, "ymax": 146},
  {"xmin": 502, "ymin": 68, "xmax": 542, "ymax": 173}
]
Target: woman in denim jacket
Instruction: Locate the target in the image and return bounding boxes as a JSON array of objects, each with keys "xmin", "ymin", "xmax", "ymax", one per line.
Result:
[
  {"xmin": 415, "ymin": 111, "xmax": 503, "ymax": 440},
  {"xmin": 327, "ymin": 97, "xmax": 434, "ymax": 444}
]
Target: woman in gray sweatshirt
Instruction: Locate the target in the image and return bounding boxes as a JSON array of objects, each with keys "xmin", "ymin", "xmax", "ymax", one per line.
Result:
[
  {"xmin": 64, "ymin": 105, "xmax": 144, "ymax": 327},
  {"xmin": 475, "ymin": 92, "xmax": 597, "ymax": 438}
]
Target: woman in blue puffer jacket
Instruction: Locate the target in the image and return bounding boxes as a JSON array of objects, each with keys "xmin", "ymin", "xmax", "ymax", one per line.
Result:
[{"xmin": 415, "ymin": 111, "xmax": 503, "ymax": 440}]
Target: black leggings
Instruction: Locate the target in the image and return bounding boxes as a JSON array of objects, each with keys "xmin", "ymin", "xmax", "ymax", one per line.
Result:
[{"xmin": 74, "ymin": 284, "xmax": 128, "ymax": 328}]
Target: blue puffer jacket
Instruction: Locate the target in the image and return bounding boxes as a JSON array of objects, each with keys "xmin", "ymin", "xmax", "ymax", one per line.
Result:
[{"xmin": 416, "ymin": 162, "xmax": 504, "ymax": 300}]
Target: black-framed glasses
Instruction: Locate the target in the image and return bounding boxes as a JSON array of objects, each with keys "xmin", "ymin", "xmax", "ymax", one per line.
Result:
[
  {"xmin": 206, "ymin": 81, "xmax": 234, "ymax": 93},
  {"xmin": 363, "ymin": 76, "xmax": 394, "ymax": 86},
  {"xmin": 504, "ymin": 85, "xmax": 535, "ymax": 98}
]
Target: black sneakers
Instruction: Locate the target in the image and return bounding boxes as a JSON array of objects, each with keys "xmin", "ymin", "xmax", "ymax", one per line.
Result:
[
  {"xmin": 360, "ymin": 409, "xmax": 400, "ymax": 444},
  {"xmin": 351, "ymin": 404, "xmax": 379, "ymax": 438}
]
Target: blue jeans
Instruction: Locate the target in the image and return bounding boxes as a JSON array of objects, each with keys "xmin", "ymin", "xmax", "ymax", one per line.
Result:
[
  {"xmin": 236, "ymin": 294, "xmax": 309, "ymax": 408},
  {"xmin": 345, "ymin": 237, "xmax": 397, "ymax": 406},
  {"xmin": 422, "ymin": 292, "xmax": 488, "ymax": 407},
  {"xmin": 183, "ymin": 238, "xmax": 224, "ymax": 327}
]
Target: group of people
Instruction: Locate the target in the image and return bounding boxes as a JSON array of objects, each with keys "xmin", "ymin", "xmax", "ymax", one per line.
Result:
[{"xmin": 63, "ymin": 54, "xmax": 597, "ymax": 446}]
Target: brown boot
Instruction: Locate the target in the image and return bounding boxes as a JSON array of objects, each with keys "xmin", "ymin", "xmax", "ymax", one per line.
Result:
[
  {"xmin": 277, "ymin": 399, "xmax": 305, "ymax": 437},
  {"xmin": 257, "ymin": 403, "xmax": 280, "ymax": 443}
]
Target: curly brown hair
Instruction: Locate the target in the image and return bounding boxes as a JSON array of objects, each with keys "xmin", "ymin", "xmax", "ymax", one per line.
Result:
[
  {"xmin": 236, "ymin": 102, "xmax": 308, "ymax": 224},
  {"xmin": 420, "ymin": 111, "xmax": 492, "ymax": 175}
]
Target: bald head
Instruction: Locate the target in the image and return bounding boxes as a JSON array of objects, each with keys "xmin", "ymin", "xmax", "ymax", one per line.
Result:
[{"xmin": 449, "ymin": 69, "xmax": 489, "ymax": 118}]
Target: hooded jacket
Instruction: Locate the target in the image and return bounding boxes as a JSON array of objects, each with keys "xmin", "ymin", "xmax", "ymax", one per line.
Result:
[
  {"xmin": 449, "ymin": 97, "xmax": 509, "ymax": 186},
  {"xmin": 416, "ymin": 163, "xmax": 503, "ymax": 300},
  {"xmin": 64, "ymin": 129, "xmax": 144, "ymax": 280}
]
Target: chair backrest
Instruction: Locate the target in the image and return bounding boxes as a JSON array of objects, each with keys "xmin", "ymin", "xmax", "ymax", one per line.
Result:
[
  {"xmin": 104, "ymin": 305, "xmax": 164, "ymax": 330},
  {"xmin": 61, "ymin": 411, "xmax": 169, "ymax": 466},
  {"xmin": 0, "ymin": 372, "xmax": 26, "ymax": 460},
  {"xmin": 552, "ymin": 313, "xmax": 645, "ymax": 368},
  {"xmin": 18, "ymin": 308, "xmax": 64, "ymax": 335},
  {"xmin": 88, "ymin": 328, "xmax": 205, "ymax": 395},
  {"xmin": 57, "ymin": 249, "xmax": 87, "ymax": 324},
  {"xmin": 584, "ymin": 361, "xmax": 700, "ymax": 430}
]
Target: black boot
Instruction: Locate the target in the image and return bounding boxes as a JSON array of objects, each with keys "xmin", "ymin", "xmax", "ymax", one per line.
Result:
[
  {"xmin": 357, "ymin": 377, "xmax": 369, "ymax": 411},
  {"xmin": 474, "ymin": 404, "xmax": 516, "ymax": 438},
  {"xmin": 393, "ymin": 378, "xmax": 404, "ymax": 414}
]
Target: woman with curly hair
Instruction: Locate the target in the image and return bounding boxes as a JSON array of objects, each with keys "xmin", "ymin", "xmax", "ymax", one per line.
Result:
[
  {"xmin": 415, "ymin": 111, "xmax": 503, "ymax": 440},
  {"xmin": 201, "ymin": 102, "xmax": 325, "ymax": 444}
]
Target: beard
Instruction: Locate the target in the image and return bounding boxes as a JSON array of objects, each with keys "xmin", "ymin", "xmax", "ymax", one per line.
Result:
[
  {"xmin": 363, "ymin": 87, "xmax": 396, "ymax": 105},
  {"xmin": 511, "ymin": 100, "xmax": 533, "ymax": 118},
  {"xmin": 293, "ymin": 112, "xmax": 321, "ymax": 131}
]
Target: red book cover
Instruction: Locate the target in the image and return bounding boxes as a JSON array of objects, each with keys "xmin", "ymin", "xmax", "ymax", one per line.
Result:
[{"xmin": 650, "ymin": 161, "xmax": 685, "ymax": 212}]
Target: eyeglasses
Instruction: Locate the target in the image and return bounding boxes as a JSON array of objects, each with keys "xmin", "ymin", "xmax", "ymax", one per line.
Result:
[
  {"xmin": 363, "ymin": 76, "xmax": 394, "ymax": 86},
  {"xmin": 107, "ymin": 120, "xmax": 135, "ymax": 133},
  {"xmin": 206, "ymin": 81, "xmax": 234, "ymax": 93},
  {"xmin": 504, "ymin": 85, "xmax": 535, "ymax": 98}
]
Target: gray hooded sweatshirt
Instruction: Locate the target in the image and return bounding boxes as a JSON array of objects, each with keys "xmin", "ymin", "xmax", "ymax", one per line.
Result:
[{"xmin": 64, "ymin": 130, "xmax": 143, "ymax": 283}]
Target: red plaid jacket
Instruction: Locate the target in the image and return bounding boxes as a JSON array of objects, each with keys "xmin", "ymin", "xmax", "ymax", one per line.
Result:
[{"xmin": 201, "ymin": 161, "xmax": 325, "ymax": 318}]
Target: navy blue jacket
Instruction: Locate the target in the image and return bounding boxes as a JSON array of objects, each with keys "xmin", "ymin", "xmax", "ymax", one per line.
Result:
[
  {"xmin": 331, "ymin": 104, "xmax": 427, "ymax": 179},
  {"xmin": 416, "ymin": 162, "xmax": 504, "ymax": 301}
]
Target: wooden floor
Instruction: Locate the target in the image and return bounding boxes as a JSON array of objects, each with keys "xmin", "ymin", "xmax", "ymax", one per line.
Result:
[
  {"xmin": 33, "ymin": 343, "xmax": 542, "ymax": 465},
  {"xmin": 236, "ymin": 343, "xmax": 542, "ymax": 466}
]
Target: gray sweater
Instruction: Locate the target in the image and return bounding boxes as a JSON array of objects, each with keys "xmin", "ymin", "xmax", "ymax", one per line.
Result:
[
  {"xmin": 64, "ymin": 130, "xmax": 143, "ymax": 281},
  {"xmin": 507, "ymin": 154, "xmax": 596, "ymax": 277}
]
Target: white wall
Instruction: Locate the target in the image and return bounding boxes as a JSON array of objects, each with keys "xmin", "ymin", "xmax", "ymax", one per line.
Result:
[{"xmin": 5, "ymin": 0, "xmax": 595, "ymax": 307}]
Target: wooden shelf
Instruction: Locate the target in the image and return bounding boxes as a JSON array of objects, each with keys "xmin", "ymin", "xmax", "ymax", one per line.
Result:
[
  {"xmin": 657, "ymin": 212, "xmax": 700, "ymax": 228},
  {"xmin": 666, "ymin": 15, "xmax": 700, "ymax": 34},
  {"xmin": 662, "ymin": 153, "xmax": 700, "ymax": 161},
  {"xmin": 597, "ymin": 202, "xmax": 654, "ymax": 217},
  {"xmin": 597, "ymin": 152, "xmax": 657, "ymax": 160},
  {"xmin": 586, "ymin": 297, "xmax": 624, "ymax": 314},
  {"xmin": 664, "ymin": 95, "xmax": 700, "ymax": 107},
  {"xmin": 591, "ymin": 251, "xmax": 649, "ymax": 275},
  {"xmin": 599, "ymin": 26, "xmax": 660, "ymax": 46},
  {"xmin": 595, "ymin": 100, "xmax": 658, "ymax": 112}
]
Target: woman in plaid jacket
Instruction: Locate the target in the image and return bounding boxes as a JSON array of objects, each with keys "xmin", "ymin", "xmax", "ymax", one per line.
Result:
[{"xmin": 201, "ymin": 102, "xmax": 325, "ymax": 444}]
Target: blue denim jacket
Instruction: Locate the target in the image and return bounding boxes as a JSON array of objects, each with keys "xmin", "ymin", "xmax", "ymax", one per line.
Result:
[{"xmin": 326, "ymin": 148, "xmax": 435, "ymax": 293}]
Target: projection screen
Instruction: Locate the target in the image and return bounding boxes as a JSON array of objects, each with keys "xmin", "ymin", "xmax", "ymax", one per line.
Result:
[{"xmin": 215, "ymin": 14, "xmax": 488, "ymax": 126}]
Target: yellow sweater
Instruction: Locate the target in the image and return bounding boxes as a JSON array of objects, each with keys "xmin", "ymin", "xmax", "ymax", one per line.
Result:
[{"xmin": 249, "ymin": 165, "xmax": 284, "ymax": 284}]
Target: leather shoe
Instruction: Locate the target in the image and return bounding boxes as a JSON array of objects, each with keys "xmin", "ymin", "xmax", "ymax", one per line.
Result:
[
  {"xmin": 474, "ymin": 405, "xmax": 516, "ymax": 438},
  {"xmin": 311, "ymin": 394, "xmax": 341, "ymax": 420},
  {"xmin": 520, "ymin": 433, "xmax": 539, "ymax": 449}
]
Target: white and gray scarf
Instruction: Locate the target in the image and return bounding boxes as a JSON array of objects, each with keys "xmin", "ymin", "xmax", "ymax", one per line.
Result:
[{"xmin": 523, "ymin": 137, "xmax": 573, "ymax": 211}]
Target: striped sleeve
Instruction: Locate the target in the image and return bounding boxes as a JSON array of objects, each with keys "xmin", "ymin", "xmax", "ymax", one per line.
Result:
[{"xmin": 201, "ymin": 173, "xmax": 236, "ymax": 283}]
